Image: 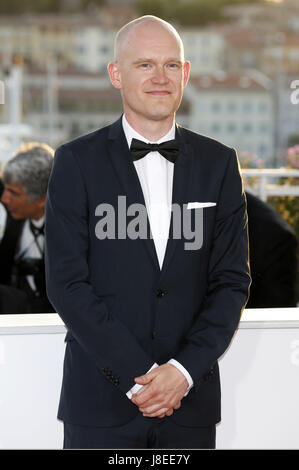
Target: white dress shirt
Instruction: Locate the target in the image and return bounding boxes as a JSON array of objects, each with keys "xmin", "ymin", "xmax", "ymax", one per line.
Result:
[
  {"xmin": 122, "ymin": 115, "xmax": 193, "ymax": 399},
  {"xmin": 0, "ymin": 202, "xmax": 7, "ymax": 243},
  {"xmin": 14, "ymin": 216, "xmax": 45, "ymax": 292}
]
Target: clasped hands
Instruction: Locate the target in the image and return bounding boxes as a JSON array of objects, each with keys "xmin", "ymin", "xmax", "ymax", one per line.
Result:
[{"xmin": 131, "ymin": 363, "xmax": 188, "ymax": 419}]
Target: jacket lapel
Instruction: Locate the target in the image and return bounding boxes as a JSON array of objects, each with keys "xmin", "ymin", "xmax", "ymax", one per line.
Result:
[
  {"xmin": 107, "ymin": 118, "xmax": 194, "ymax": 275},
  {"xmin": 160, "ymin": 125, "xmax": 194, "ymax": 277},
  {"xmin": 107, "ymin": 117, "xmax": 160, "ymax": 270}
]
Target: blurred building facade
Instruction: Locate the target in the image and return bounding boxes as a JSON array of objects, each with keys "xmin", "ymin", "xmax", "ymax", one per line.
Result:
[
  {"xmin": 180, "ymin": 29, "xmax": 227, "ymax": 75},
  {"xmin": 185, "ymin": 71, "xmax": 275, "ymax": 165},
  {"xmin": 0, "ymin": 0, "xmax": 298, "ymax": 165}
]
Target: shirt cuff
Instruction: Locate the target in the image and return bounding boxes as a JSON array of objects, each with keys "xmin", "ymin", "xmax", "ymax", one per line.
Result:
[
  {"xmin": 126, "ymin": 363, "xmax": 159, "ymax": 400},
  {"xmin": 168, "ymin": 358, "xmax": 194, "ymax": 396}
]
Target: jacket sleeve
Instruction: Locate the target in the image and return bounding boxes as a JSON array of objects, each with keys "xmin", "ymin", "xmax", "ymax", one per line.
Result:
[
  {"xmin": 173, "ymin": 148, "xmax": 251, "ymax": 386},
  {"xmin": 45, "ymin": 144, "xmax": 155, "ymax": 394}
]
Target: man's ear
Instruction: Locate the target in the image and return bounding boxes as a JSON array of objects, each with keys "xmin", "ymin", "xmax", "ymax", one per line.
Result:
[
  {"xmin": 37, "ymin": 194, "xmax": 46, "ymax": 211},
  {"xmin": 183, "ymin": 61, "xmax": 191, "ymax": 88},
  {"xmin": 107, "ymin": 62, "xmax": 122, "ymax": 90}
]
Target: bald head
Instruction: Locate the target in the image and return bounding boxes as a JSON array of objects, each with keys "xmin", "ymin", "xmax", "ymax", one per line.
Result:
[
  {"xmin": 107, "ymin": 15, "xmax": 190, "ymax": 138},
  {"xmin": 114, "ymin": 15, "xmax": 184, "ymax": 63}
]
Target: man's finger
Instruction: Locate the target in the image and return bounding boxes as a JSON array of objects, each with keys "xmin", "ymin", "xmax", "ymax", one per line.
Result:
[
  {"xmin": 136, "ymin": 392, "xmax": 165, "ymax": 408},
  {"xmin": 142, "ymin": 405, "xmax": 175, "ymax": 418},
  {"xmin": 142, "ymin": 407, "xmax": 170, "ymax": 418},
  {"xmin": 139, "ymin": 401, "xmax": 166, "ymax": 414},
  {"xmin": 131, "ymin": 384, "xmax": 159, "ymax": 406}
]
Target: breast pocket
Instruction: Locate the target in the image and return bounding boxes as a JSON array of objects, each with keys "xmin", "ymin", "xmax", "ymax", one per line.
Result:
[{"xmin": 183, "ymin": 206, "xmax": 216, "ymax": 251}]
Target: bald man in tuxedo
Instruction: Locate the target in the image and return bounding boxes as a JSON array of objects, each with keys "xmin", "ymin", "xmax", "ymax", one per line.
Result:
[{"xmin": 45, "ymin": 16, "xmax": 251, "ymax": 449}]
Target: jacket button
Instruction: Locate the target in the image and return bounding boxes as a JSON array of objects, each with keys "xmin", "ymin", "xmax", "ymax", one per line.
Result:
[{"xmin": 156, "ymin": 288, "xmax": 167, "ymax": 298}]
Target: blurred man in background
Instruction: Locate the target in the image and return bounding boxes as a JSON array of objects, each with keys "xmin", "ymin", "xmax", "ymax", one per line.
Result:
[{"xmin": 0, "ymin": 142, "xmax": 55, "ymax": 314}]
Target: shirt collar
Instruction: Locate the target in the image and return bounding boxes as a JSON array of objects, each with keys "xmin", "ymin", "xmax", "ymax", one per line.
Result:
[
  {"xmin": 122, "ymin": 114, "xmax": 175, "ymax": 148},
  {"xmin": 29, "ymin": 216, "xmax": 44, "ymax": 228}
]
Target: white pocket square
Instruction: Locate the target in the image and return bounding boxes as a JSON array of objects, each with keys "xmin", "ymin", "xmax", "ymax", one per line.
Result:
[{"xmin": 187, "ymin": 202, "xmax": 217, "ymax": 209}]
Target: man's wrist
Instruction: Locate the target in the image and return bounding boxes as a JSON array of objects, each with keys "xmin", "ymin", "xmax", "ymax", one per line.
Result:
[{"xmin": 168, "ymin": 358, "xmax": 193, "ymax": 396}]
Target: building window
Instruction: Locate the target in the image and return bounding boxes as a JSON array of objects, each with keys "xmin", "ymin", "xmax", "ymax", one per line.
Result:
[
  {"xmin": 258, "ymin": 102, "xmax": 268, "ymax": 112},
  {"xmin": 243, "ymin": 101, "xmax": 252, "ymax": 112},
  {"xmin": 211, "ymin": 101, "xmax": 221, "ymax": 112},
  {"xmin": 227, "ymin": 123, "xmax": 237, "ymax": 133},
  {"xmin": 259, "ymin": 143, "xmax": 267, "ymax": 156},
  {"xmin": 243, "ymin": 123, "xmax": 253, "ymax": 133},
  {"xmin": 211, "ymin": 123, "xmax": 221, "ymax": 133},
  {"xmin": 259, "ymin": 123, "xmax": 268, "ymax": 133},
  {"xmin": 77, "ymin": 45, "xmax": 86, "ymax": 54},
  {"xmin": 99, "ymin": 45, "xmax": 109, "ymax": 54},
  {"xmin": 227, "ymin": 101, "xmax": 237, "ymax": 111}
]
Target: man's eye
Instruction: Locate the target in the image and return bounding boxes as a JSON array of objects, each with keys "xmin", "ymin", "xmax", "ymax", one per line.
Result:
[
  {"xmin": 140, "ymin": 63, "xmax": 150, "ymax": 68},
  {"xmin": 168, "ymin": 63, "xmax": 179, "ymax": 69}
]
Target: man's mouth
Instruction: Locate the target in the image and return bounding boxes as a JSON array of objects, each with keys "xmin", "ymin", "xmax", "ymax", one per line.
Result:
[{"xmin": 146, "ymin": 91, "xmax": 171, "ymax": 96}]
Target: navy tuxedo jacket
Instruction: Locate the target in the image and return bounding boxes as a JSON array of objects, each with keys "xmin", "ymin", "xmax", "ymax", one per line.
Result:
[{"xmin": 45, "ymin": 117, "xmax": 251, "ymax": 427}]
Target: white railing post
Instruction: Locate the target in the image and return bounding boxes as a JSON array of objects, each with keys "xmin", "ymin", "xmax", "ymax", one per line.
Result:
[
  {"xmin": 241, "ymin": 169, "xmax": 299, "ymax": 201},
  {"xmin": 259, "ymin": 174, "xmax": 267, "ymax": 201}
]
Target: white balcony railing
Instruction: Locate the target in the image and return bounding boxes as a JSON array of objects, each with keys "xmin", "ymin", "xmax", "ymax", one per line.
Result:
[{"xmin": 242, "ymin": 168, "xmax": 299, "ymax": 201}]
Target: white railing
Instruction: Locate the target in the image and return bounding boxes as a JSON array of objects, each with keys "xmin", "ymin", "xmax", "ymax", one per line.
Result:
[
  {"xmin": 242, "ymin": 168, "xmax": 299, "ymax": 201},
  {"xmin": 0, "ymin": 308, "xmax": 298, "ymax": 449},
  {"xmin": 1, "ymin": 166, "xmax": 299, "ymax": 202}
]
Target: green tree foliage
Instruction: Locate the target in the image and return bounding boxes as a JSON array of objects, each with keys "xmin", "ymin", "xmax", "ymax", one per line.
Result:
[
  {"xmin": 0, "ymin": 0, "xmax": 105, "ymax": 15},
  {"xmin": 0, "ymin": 0, "xmax": 266, "ymax": 18},
  {"xmin": 0, "ymin": 0, "xmax": 60, "ymax": 14},
  {"xmin": 136, "ymin": 0, "xmax": 266, "ymax": 26}
]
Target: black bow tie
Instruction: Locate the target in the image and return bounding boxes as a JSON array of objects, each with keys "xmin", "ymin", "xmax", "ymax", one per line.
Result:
[
  {"xmin": 130, "ymin": 138, "xmax": 179, "ymax": 163},
  {"xmin": 29, "ymin": 220, "xmax": 44, "ymax": 238}
]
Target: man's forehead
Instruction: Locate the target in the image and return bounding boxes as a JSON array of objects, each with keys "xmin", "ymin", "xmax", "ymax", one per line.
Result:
[
  {"xmin": 120, "ymin": 24, "xmax": 183, "ymax": 58},
  {"xmin": 129, "ymin": 31, "xmax": 180, "ymax": 49},
  {"xmin": 5, "ymin": 181, "xmax": 24, "ymax": 194},
  {"xmin": 124, "ymin": 42, "xmax": 183, "ymax": 63}
]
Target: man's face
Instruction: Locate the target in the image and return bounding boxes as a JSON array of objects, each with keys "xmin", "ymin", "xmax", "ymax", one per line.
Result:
[
  {"xmin": 1, "ymin": 181, "xmax": 44, "ymax": 220},
  {"xmin": 108, "ymin": 22, "xmax": 190, "ymax": 124}
]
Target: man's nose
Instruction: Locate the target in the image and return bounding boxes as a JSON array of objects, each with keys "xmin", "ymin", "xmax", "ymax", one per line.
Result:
[{"xmin": 152, "ymin": 65, "xmax": 168, "ymax": 84}]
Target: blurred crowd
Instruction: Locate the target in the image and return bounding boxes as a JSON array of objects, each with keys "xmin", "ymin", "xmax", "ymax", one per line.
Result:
[{"xmin": 0, "ymin": 141, "xmax": 297, "ymax": 314}]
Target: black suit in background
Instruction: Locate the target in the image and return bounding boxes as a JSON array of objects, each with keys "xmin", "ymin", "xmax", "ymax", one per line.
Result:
[
  {"xmin": 246, "ymin": 191, "xmax": 297, "ymax": 308},
  {"xmin": 0, "ymin": 284, "xmax": 29, "ymax": 314},
  {"xmin": 0, "ymin": 210, "xmax": 24, "ymax": 285},
  {"xmin": 45, "ymin": 117, "xmax": 251, "ymax": 445},
  {"xmin": 0, "ymin": 179, "xmax": 22, "ymax": 286},
  {"xmin": 0, "ymin": 184, "xmax": 28, "ymax": 313}
]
